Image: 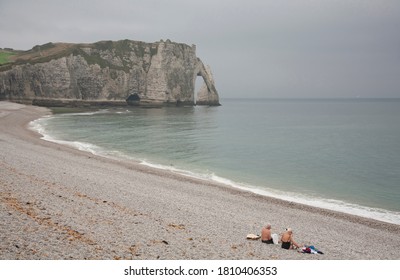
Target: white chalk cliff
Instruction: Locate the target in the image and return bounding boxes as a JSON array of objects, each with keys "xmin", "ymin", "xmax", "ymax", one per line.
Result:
[{"xmin": 0, "ymin": 40, "xmax": 220, "ymax": 107}]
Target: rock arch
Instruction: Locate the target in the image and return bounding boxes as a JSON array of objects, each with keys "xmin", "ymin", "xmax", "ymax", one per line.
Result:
[{"xmin": 194, "ymin": 59, "xmax": 220, "ymax": 106}]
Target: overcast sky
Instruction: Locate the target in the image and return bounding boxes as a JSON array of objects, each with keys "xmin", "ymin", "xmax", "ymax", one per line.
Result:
[{"xmin": 1, "ymin": 0, "xmax": 399, "ymax": 98}]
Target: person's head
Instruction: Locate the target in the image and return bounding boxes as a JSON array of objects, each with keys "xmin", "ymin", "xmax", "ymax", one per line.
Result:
[
  {"xmin": 265, "ymin": 224, "xmax": 271, "ymax": 229},
  {"xmin": 287, "ymin": 228, "xmax": 293, "ymax": 234}
]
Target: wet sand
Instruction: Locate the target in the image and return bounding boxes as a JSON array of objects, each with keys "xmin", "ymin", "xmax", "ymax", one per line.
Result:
[{"xmin": 1, "ymin": 101, "xmax": 399, "ymax": 259}]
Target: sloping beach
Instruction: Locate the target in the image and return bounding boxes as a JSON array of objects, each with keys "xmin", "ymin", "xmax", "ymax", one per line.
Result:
[{"xmin": 1, "ymin": 101, "xmax": 399, "ymax": 260}]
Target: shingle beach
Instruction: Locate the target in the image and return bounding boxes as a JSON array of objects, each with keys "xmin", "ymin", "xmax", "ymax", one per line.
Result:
[{"xmin": 1, "ymin": 101, "xmax": 399, "ymax": 260}]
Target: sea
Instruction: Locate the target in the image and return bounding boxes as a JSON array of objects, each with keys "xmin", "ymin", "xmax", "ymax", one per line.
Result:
[{"xmin": 30, "ymin": 98, "xmax": 400, "ymax": 225}]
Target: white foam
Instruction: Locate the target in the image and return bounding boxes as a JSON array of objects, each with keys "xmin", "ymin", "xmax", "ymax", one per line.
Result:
[
  {"xmin": 54, "ymin": 139, "xmax": 101, "ymax": 154},
  {"xmin": 29, "ymin": 116, "xmax": 51, "ymax": 137},
  {"xmin": 63, "ymin": 109, "xmax": 109, "ymax": 116},
  {"xmin": 140, "ymin": 160, "xmax": 201, "ymax": 177},
  {"xmin": 210, "ymin": 174, "xmax": 400, "ymax": 225},
  {"xmin": 29, "ymin": 116, "xmax": 400, "ymax": 225},
  {"xmin": 115, "ymin": 110, "xmax": 130, "ymax": 114},
  {"xmin": 139, "ymin": 161, "xmax": 400, "ymax": 225},
  {"xmin": 30, "ymin": 116, "xmax": 104, "ymax": 155}
]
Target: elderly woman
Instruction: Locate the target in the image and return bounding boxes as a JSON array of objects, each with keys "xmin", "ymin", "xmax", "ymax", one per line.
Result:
[{"xmin": 280, "ymin": 228, "xmax": 301, "ymax": 249}]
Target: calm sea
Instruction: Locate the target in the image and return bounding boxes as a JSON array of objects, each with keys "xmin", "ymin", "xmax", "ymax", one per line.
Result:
[{"xmin": 31, "ymin": 98, "xmax": 400, "ymax": 224}]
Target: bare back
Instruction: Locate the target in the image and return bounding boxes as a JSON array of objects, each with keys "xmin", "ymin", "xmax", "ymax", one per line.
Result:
[{"xmin": 261, "ymin": 227, "xmax": 272, "ymax": 241}]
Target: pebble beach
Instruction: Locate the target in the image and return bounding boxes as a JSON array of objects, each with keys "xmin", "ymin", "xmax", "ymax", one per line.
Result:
[{"xmin": 1, "ymin": 101, "xmax": 399, "ymax": 260}]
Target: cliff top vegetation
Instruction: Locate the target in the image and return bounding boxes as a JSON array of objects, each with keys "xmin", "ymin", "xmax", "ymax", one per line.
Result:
[
  {"xmin": 0, "ymin": 50, "xmax": 17, "ymax": 65},
  {"xmin": 0, "ymin": 40, "xmax": 191, "ymax": 72}
]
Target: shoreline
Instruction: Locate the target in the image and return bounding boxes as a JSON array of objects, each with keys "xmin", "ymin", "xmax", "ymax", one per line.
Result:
[
  {"xmin": 1, "ymin": 101, "xmax": 399, "ymax": 259},
  {"xmin": 32, "ymin": 106, "xmax": 400, "ymax": 226}
]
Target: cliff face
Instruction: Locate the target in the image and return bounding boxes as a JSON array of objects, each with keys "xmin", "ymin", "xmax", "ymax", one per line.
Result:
[{"xmin": 0, "ymin": 40, "xmax": 220, "ymax": 107}]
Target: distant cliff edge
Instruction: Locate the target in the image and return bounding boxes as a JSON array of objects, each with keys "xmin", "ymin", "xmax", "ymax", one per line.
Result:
[{"xmin": 0, "ymin": 40, "xmax": 220, "ymax": 107}]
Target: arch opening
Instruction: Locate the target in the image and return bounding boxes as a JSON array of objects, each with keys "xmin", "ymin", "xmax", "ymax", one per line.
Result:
[
  {"xmin": 194, "ymin": 75, "xmax": 205, "ymax": 104},
  {"xmin": 126, "ymin": 93, "xmax": 140, "ymax": 105}
]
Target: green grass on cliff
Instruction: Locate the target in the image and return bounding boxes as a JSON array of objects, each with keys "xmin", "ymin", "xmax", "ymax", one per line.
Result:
[
  {"xmin": 0, "ymin": 40, "xmax": 160, "ymax": 72},
  {"xmin": 0, "ymin": 51, "xmax": 16, "ymax": 65}
]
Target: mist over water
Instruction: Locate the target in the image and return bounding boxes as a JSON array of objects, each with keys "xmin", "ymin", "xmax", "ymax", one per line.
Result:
[{"xmin": 32, "ymin": 98, "xmax": 400, "ymax": 224}]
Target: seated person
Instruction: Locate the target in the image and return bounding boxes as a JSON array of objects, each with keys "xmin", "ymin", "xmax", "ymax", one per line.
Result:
[
  {"xmin": 280, "ymin": 228, "xmax": 301, "ymax": 249},
  {"xmin": 261, "ymin": 224, "xmax": 274, "ymax": 244}
]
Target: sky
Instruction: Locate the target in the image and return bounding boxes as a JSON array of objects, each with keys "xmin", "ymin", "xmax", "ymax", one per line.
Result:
[{"xmin": 1, "ymin": 0, "xmax": 399, "ymax": 99}]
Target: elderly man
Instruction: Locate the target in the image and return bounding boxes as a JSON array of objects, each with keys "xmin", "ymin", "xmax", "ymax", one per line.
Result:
[
  {"xmin": 280, "ymin": 228, "xmax": 301, "ymax": 249},
  {"xmin": 261, "ymin": 224, "xmax": 274, "ymax": 244}
]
